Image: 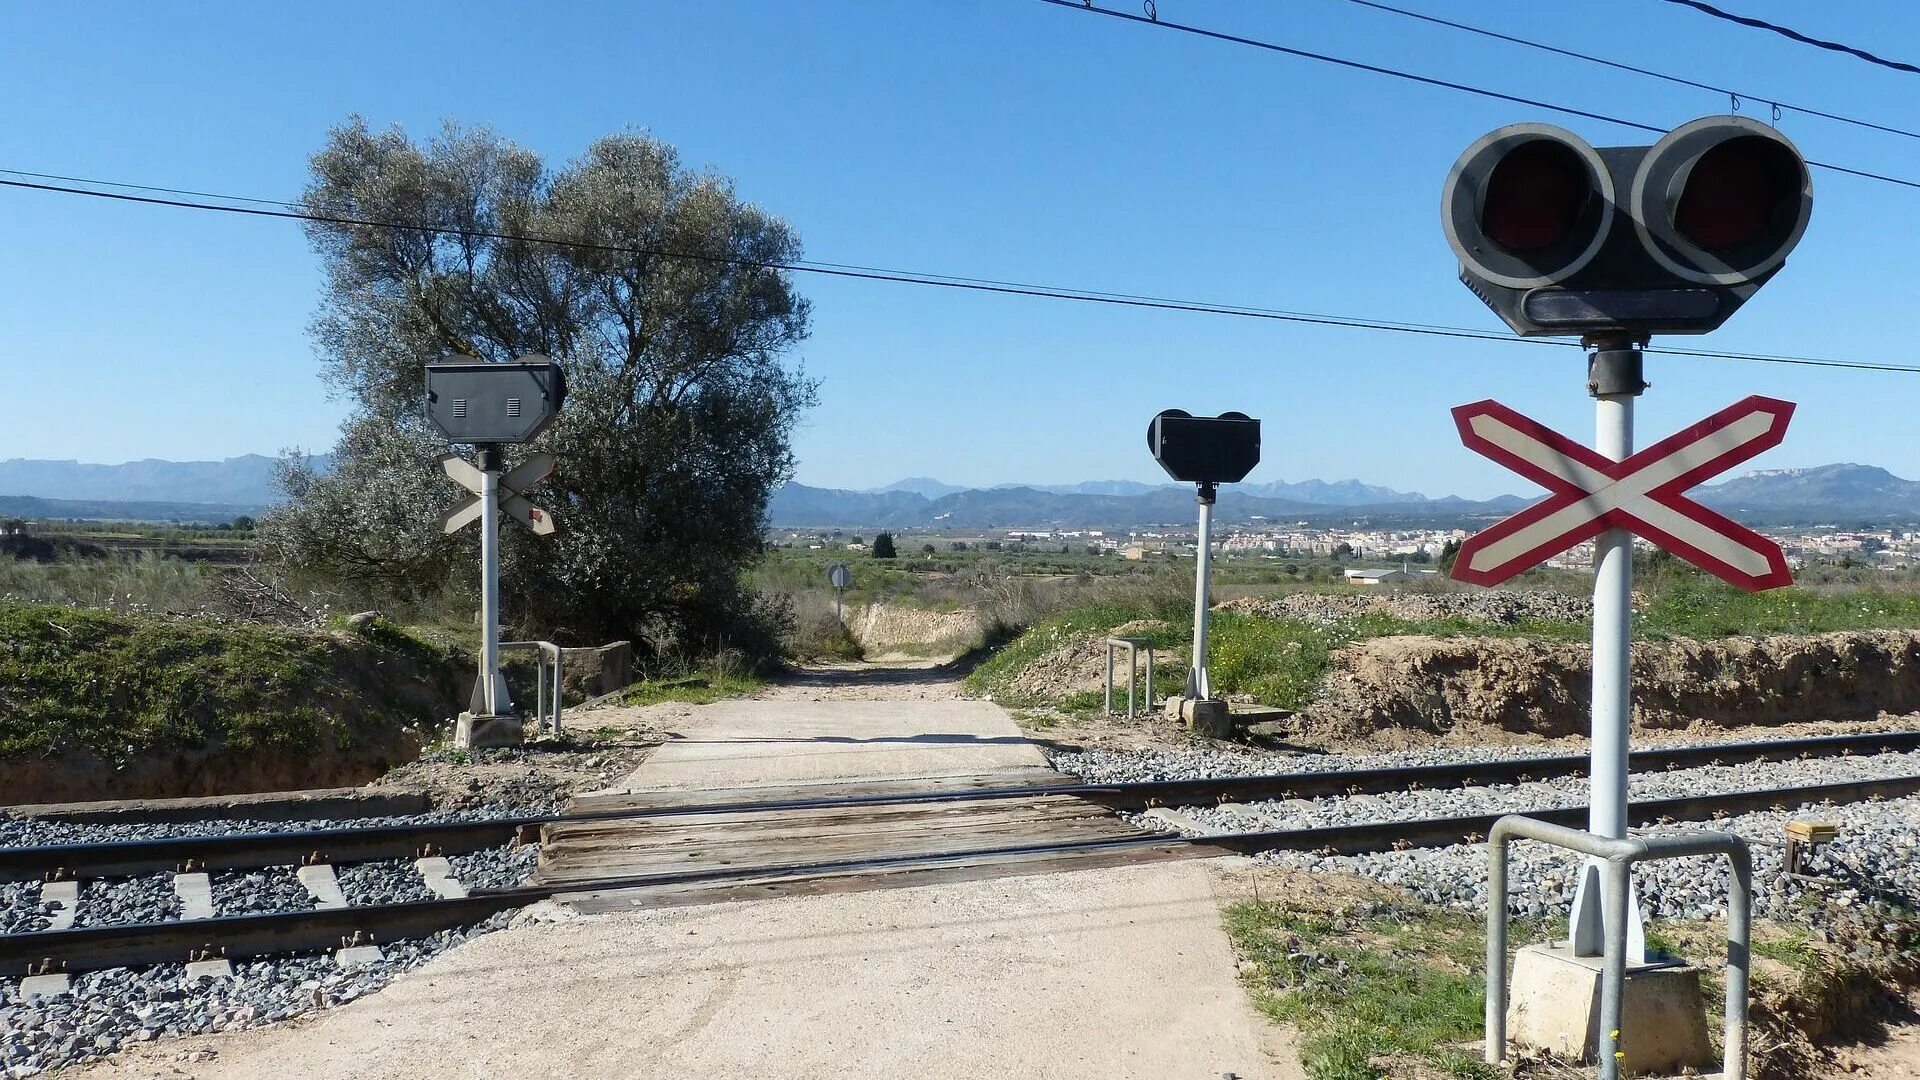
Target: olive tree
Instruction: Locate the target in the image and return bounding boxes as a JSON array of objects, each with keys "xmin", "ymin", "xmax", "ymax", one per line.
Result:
[{"xmin": 261, "ymin": 119, "xmax": 814, "ymax": 655}]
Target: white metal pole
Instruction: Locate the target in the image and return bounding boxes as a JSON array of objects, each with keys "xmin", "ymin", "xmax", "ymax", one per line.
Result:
[
  {"xmin": 1189, "ymin": 489, "xmax": 1214, "ymax": 700},
  {"xmin": 1591, "ymin": 394, "xmax": 1633, "ymax": 848},
  {"xmin": 480, "ymin": 460, "xmax": 505, "ymax": 716},
  {"xmin": 1571, "ymin": 348, "xmax": 1645, "ymax": 960}
]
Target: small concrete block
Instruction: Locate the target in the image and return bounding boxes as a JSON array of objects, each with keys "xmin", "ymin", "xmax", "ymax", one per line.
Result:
[
  {"xmin": 1139, "ymin": 807, "xmax": 1210, "ymax": 834},
  {"xmin": 1506, "ymin": 941, "xmax": 1712, "ymax": 1074},
  {"xmin": 183, "ymin": 959, "xmax": 233, "ymax": 981},
  {"xmin": 296, "ymin": 864, "xmax": 351, "ymax": 909},
  {"xmin": 40, "ymin": 880, "xmax": 79, "ymax": 931},
  {"xmin": 454, "ymin": 712, "xmax": 525, "ymax": 749},
  {"xmin": 414, "ymin": 856, "xmax": 469, "ymax": 899},
  {"xmin": 18, "ymin": 973, "xmax": 70, "ymax": 999},
  {"xmin": 335, "ymin": 945, "xmax": 386, "ymax": 969},
  {"xmin": 1178, "ymin": 697, "xmax": 1233, "ymax": 738},
  {"xmin": 173, "ymin": 872, "xmax": 215, "ymax": 920}
]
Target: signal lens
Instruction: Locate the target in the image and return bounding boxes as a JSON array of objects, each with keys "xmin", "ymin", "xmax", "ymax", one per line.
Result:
[
  {"xmin": 1674, "ymin": 135, "xmax": 1801, "ymax": 252},
  {"xmin": 1482, "ymin": 139, "xmax": 1594, "ymax": 254}
]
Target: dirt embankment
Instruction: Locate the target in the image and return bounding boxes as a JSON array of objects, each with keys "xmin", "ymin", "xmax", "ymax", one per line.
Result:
[
  {"xmin": 1302, "ymin": 630, "xmax": 1920, "ymax": 744},
  {"xmin": 1, "ymin": 605, "xmax": 467, "ymax": 802},
  {"xmin": 848, "ymin": 603, "xmax": 989, "ymax": 659}
]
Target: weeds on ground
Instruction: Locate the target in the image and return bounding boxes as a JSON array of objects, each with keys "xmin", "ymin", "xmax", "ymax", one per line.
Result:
[
  {"xmin": 615, "ymin": 669, "xmax": 765, "ymax": 707},
  {"xmin": 1635, "ymin": 579, "xmax": 1920, "ymax": 640},
  {"xmin": 1224, "ymin": 888, "xmax": 1503, "ymax": 1080}
]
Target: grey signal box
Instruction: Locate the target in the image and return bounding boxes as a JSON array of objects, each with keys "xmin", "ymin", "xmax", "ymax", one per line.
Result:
[
  {"xmin": 1148, "ymin": 410, "xmax": 1261, "ymax": 485},
  {"xmin": 425, "ymin": 355, "xmax": 567, "ymax": 444}
]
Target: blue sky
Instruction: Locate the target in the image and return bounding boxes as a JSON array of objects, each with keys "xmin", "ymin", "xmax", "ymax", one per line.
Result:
[{"xmin": 4, "ymin": 1, "xmax": 1919, "ymax": 499}]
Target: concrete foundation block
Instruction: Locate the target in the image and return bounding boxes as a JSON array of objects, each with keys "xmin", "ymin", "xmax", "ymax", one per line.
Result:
[
  {"xmin": 184, "ymin": 959, "xmax": 234, "ymax": 982},
  {"xmin": 335, "ymin": 945, "xmax": 386, "ymax": 970},
  {"xmin": 414, "ymin": 856, "xmax": 469, "ymax": 899},
  {"xmin": 296, "ymin": 864, "xmax": 350, "ymax": 909},
  {"xmin": 1506, "ymin": 941, "xmax": 1712, "ymax": 1075},
  {"xmin": 173, "ymin": 872, "xmax": 215, "ymax": 920},
  {"xmin": 454, "ymin": 712, "xmax": 525, "ymax": 749},
  {"xmin": 40, "ymin": 880, "xmax": 78, "ymax": 931},
  {"xmin": 19, "ymin": 973, "xmax": 70, "ymax": 999},
  {"xmin": 1175, "ymin": 697, "xmax": 1233, "ymax": 738}
]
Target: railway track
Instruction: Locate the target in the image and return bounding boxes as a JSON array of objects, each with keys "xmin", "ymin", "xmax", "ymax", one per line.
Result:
[{"xmin": 3, "ymin": 729, "xmax": 1919, "ymax": 982}]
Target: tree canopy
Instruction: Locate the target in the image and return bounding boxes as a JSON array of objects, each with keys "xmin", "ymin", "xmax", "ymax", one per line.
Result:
[{"xmin": 261, "ymin": 118, "xmax": 814, "ymax": 654}]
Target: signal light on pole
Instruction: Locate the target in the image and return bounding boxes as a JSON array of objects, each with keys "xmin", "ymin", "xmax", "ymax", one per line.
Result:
[{"xmin": 1442, "ymin": 116, "xmax": 1812, "ymax": 337}]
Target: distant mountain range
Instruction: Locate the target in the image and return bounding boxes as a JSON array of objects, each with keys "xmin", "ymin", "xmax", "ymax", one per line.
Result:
[
  {"xmin": 0, "ymin": 454, "xmax": 329, "ymax": 509},
  {"xmin": 1695, "ymin": 464, "xmax": 1920, "ymax": 523},
  {"xmin": 776, "ymin": 463, "xmax": 1920, "ymax": 529},
  {"xmin": 3, "ymin": 456, "xmax": 1918, "ymax": 528},
  {"xmin": 771, "ymin": 481, "xmax": 1519, "ymax": 530}
]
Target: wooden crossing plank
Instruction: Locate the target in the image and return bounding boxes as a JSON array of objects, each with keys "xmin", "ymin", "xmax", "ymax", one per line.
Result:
[
  {"xmin": 535, "ymin": 785, "xmax": 1158, "ymax": 890},
  {"xmin": 565, "ymin": 768, "xmax": 1072, "ymax": 815},
  {"xmin": 554, "ymin": 840, "xmax": 1215, "ymax": 913}
]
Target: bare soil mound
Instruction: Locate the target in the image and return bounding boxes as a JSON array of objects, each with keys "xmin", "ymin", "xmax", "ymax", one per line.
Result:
[
  {"xmin": 1301, "ymin": 630, "xmax": 1920, "ymax": 744},
  {"xmin": 848, "ymin": 603, "xmax": 989, "ymax": 658},
  {"xmin": 1005, "ymin": 621, "xmax": 1180, "ymax": 701}
]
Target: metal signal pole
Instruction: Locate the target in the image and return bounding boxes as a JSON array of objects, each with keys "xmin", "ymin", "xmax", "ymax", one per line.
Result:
[
  {"xmin": 472, "ymin": 443, "xmax": 512, "ymax": 717},
  {"xmin": 1569, "ymin": 341, "xmax": 1647, "ymax": 960},
  {"xmin": 1185, "ymin": 481, "xmax": 1216, "ymax": 700}
]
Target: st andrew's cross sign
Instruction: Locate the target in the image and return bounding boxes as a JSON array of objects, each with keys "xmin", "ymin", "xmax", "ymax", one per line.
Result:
[{"xmin": 1450, "ymin": 396, "xmax": 1795, "ymax": 592}]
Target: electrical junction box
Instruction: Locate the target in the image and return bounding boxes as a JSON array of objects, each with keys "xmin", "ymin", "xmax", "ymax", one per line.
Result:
[{"xmin": 425, "ymin": 355, "xmax": 567, "ymax": 444}]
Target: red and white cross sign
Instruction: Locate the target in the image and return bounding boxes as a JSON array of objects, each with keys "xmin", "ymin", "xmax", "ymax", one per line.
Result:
[{"xmin": 1450, "ymin": 395, "xmax": 1795, "ymax": 591}]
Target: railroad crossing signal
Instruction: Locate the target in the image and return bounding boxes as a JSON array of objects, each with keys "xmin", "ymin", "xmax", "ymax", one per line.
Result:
[
  {"xmin": 1442, "ymin": 116, "xmax": 1812, "ymax": 337},
  {"xmin": 438, "ymin": 453, "xmax": 557, "ymax": 536},
  {"xmin": 1450, "ymin": 396, "xmax": 1794, "ymax": 591}
]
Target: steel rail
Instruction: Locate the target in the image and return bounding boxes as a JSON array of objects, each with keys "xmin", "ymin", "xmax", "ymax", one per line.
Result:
[
  {"xmin": 0, "ymin": 816, "xmax": 547, "ymax": 885},
  {"xmin": 4, "ymin": 772, "xmax": 1916, "ymax": 978},
  {"xmin": 5, "ymin": 729, "xmax": 1919, "ymax": 884}
]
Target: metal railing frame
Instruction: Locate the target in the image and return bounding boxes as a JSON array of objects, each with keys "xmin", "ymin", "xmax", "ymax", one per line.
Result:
[
  {"xmin": 1486, "ymin": 815, "xmax": 1752, "ymax": 1080},
  {"xmin": 499, "ymin": 641, "xmax": 563, "ymax": 734},
  {"xmin": 1103, "ymin": 637, "xmax": 1155, "ymax": 718}
]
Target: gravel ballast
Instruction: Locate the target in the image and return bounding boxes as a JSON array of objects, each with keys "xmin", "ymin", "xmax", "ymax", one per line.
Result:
[
  {"xmin": 1058, "ymin": 743, "xmax": 1920, "ymax": 924},
  {"xmin": 0, "ymin": 807, "xmax": 550, "ymax": 1077},
  {"xmin": 0, "ymin": 913, "xmax": 514, "ymax": 1077}
]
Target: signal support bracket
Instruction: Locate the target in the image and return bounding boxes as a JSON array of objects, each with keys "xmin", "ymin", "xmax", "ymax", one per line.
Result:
[{"xmin": 1585, "ymin": 337, "xmax": 1648, "ymax": 399}]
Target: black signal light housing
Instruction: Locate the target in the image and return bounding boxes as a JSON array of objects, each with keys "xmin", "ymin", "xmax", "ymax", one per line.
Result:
[
  {"xmin": 1148, "ymin": 410, "xmax": 1261, "ymax": 486},
  {"xmin": 1443, "ymin": 116, "xmax": 1812, "ymax": 337}
]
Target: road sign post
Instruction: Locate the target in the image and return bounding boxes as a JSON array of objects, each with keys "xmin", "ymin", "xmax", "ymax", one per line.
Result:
[{"xmin": 828, "ymin": 562, "xmax": 852, "ymax": 622}]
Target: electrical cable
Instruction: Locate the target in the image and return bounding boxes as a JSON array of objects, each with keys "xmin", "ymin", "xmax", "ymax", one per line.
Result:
[
  {"xmin": 1333, "ymin": 0, "xmax": 1920, "ymax": 142},
  {"xmin": 1655, "ymin": 0, "xmax": 1920, "ymax": 76},
  {"xmin": 1036, "ymin": 1, "xmax": 1920, "ymax": 192},
  {"xmin": 4, "ymin": 170, "xmax": 1913, "ymax": 374}
]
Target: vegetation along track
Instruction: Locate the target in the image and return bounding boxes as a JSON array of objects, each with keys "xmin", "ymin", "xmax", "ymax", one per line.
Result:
[{"xmin": 6, "ymin": 728, "xmax": 1920, "ymax": 980}]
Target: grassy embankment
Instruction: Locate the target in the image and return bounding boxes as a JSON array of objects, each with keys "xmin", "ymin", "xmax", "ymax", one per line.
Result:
[
  {"xmin": 0, "ymin": 602, "xmax": 461, "ymax": 765},
  {"xmin": 1225, "ymin": 871, "xmax": 1920, "ymax": 1080},
  {"xmin": 965, "ymin": 579, "xmax": 1920, "ymax": 715}
]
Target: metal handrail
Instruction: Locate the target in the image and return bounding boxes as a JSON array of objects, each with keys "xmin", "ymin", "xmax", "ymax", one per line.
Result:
[
  {"xmin": 499, "ymin": 641, "xmax": 563, "ymax": 733},
  {"xmin": 1486, "ymin": 815, "xmax": 1751, "ymax": 1080},
  {"xmin": 1103, "ymin": 637, "xmax": 1155, "ymax": 718}
]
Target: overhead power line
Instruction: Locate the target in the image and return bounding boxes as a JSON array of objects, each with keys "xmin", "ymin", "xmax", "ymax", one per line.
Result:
[
  {"xmin": 1656, "ymin": 0, "xmax": 1920, "ymax": 76},
  {"xmin": 1333, "ymin": 0, "xmax": 1920, "ymax": 142},
  {"xmin": 2, "ymin": 170, "xmax": 1917, "ymax": 375},
  {"xmin": 1036, "ymin": 0, "xmax": 1920, "ymax": 193}
]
